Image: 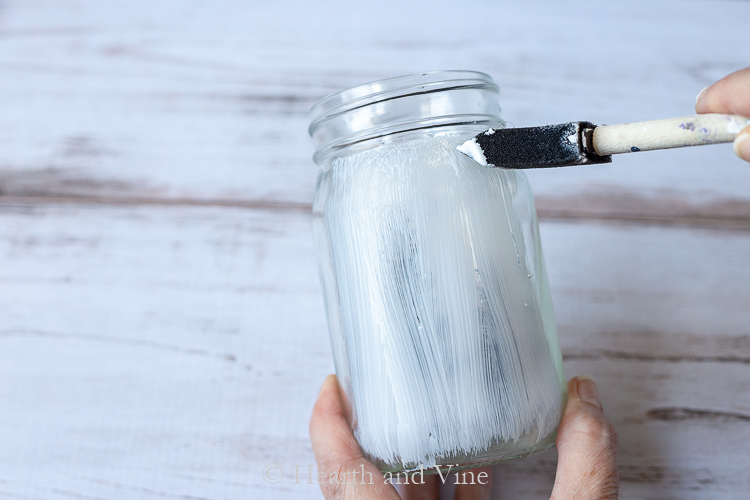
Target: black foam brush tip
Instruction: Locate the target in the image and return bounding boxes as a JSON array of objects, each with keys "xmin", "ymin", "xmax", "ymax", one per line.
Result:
[{"xmin": 458, "ymin": 122, "xmax": 612, "ymax": 168}]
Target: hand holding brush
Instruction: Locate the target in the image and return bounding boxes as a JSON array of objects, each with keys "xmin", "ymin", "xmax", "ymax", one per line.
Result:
[
  {"xmin": 696, "ymin": 67, "xmax": 750, "ymax": 162},
  {"xmin": 458, "ymin": 67, "xmax": 750, "ymax": 168}
]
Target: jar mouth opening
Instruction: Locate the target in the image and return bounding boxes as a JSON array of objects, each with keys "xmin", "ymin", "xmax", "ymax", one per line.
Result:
[
  {"xmin": 308, "ymin": 71, "xmax": 501, "ymax": 163},
  {"xmin": 309, "ymin": 70, "xmax": 498, "ymax": 136}
]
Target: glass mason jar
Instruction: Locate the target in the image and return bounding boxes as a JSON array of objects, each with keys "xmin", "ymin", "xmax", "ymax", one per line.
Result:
[{"xmin": 309, "ymin": 71, "xmax": 566, "ymax": 474}]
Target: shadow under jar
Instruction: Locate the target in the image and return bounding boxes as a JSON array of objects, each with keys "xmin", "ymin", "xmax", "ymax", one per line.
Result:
[{"xmin": 309, "ymin": 71, "xmax": 567, "ymax": 474}]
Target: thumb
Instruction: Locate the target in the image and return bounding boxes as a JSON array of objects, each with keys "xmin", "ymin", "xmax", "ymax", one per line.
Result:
[
  {"xmin": 309, "ymin": 375, "xmax": 401, "ymax": 500},
  {"xmin": 550, "ymin": 376, "xmax": 619, "ymax": 500}
]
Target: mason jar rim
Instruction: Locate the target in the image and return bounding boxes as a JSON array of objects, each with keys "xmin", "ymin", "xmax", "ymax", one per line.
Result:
[
  {"xmin": 308, "ymin": 71, "xmax": 501, "ymax": 163},
  {"xmin": 309, "ymin": 70, "xmax": 497, "ymax": 135}
]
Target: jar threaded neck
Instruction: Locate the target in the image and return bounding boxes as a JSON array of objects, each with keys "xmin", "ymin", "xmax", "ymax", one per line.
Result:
[{"xmin": 309, "ymin": 71, "xmax": 501, "ymax": 163}]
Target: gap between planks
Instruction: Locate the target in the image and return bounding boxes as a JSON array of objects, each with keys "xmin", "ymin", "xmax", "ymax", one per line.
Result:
[{"xmin": 3, "ymin": 194, "xmax": 750, "ymax": 232}]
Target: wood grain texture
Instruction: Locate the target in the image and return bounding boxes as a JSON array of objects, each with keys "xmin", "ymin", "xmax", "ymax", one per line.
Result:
[
  {"xmin": 1, "ymin": 0, "xmax": 749, "ymax": 219},
  {"xmin": 1, "ymin": 205, "xmax": 749, "ymax": 499},
  {"xmin": 1, "ymin": 0, "xmax": 750, "ymax": 498}
]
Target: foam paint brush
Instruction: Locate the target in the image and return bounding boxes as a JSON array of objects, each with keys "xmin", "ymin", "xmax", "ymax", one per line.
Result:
[{"xmin": 457, "ymin": 113, "xmax": 750, "ymax": 168}]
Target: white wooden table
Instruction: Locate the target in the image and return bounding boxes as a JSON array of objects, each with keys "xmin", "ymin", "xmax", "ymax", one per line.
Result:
[{"xmin": 1, "ymin": 1, "xmax": 749, "ymax": 498}]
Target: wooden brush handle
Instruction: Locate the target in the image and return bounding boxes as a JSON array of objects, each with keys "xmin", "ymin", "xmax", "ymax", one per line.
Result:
[{"xmin": 592, "ymin": 113, "xmax": 750, "ymax": 156}]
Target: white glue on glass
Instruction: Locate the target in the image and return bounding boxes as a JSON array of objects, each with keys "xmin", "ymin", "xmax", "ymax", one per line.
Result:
[{"xmin": 313, "ymin": 134, "xmax": 565, "ymax": 472}]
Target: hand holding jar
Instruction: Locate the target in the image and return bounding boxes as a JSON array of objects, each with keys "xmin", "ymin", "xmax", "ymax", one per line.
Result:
[{"xmin": 309, "ymin": 374, "xmax": 619, "ymax": 500}]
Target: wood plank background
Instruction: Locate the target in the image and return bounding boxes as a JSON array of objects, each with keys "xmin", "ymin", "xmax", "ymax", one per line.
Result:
[{"xmin": 1, "ymin": 1, "xmax": 749, "ymax": 498}]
